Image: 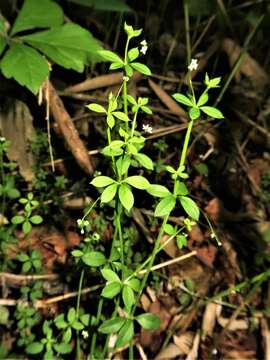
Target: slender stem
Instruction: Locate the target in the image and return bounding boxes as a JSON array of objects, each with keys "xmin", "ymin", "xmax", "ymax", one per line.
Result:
[
  {"xmin": 76, "ymin": 269, "xmax": 85, "ymax": 360},
  {"xmin": 90, "ymin": 297, "xmax": 104, "ymax": 359},
  {"xmin": 178, "ymin": 120, "xmax": 194, "ymax": 172},
  {"xmin": 131, "ymin": 110, "xmax": 138, "ymax": 137}
]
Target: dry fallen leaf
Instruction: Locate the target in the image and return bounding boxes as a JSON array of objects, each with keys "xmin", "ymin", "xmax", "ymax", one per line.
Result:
[
  {"xmin": 173, "ymin": 332, "xmax": 194, "ymax": 354},
  {"xmin": 45, "ymin": 81, "xmax": 94, "ymax": 174},
  {"xmin": 201, "ymin": 303, "xmax": 219, "ymax": 339},
  {"xmin": 0, "ymin": 99, "xmax": 35, "ymax": 181},
  {"xmin": 222, "ymin": 38, "xmax": 269, "ymax": 90},
  {"xmin": 154, "ymin": 343, "xmax": 182, "ymax": 360}
]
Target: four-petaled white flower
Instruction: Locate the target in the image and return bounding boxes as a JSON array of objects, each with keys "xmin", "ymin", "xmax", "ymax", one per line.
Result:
[
  {"xmin": 140, "ymin": 40, "xmax": 148, "ymax": 55},
  {"xmin": 0, "ymin": 137, "xmax": 6, "ymax": 142},
  {"xmin": 142, "ymin": 124, "xmax": 153, "ymax": 133},
  {"xmin": 188, "ymin": 58, "xmax": 198, "ymax": 71},
  {"xmin": 123, "ymin": 76, "xmax": 129, "ymax": 82}
]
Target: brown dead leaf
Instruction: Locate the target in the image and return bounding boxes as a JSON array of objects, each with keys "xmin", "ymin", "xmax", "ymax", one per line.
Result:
[
  {"xmin": 202, "ymin": 303, "xmax": 219, "ymax": 339},
  {"xmin": 186, "ymin": 332, "xmax": 200, "ymax": 360},
  {"xmin": 173, "ymin": 332, "xmax": 194, "ymax": 354},
  {"xmin": 261, "ymin": 318, "xmax": 270, "ymax": 360},
  {"xmin": 154, "ymin": 343, "xmax": 182, "ymax": 360},
  {"xmin": 45, "ymin": 81, "xmax": 94, "ymax": 174},
  {"xmin": 148, "ymin": 79, "xmax": 187, "ymax": 118},
  {"xmin": 0, "ymin": 99, "xmax": 35, "ymax": 181},
  {"xmin": 222, "ymin": 38, "xmax": 269, "ymax": 90},
  {"xmin": 160, "ymin": 234, "xmax": 179, "ymax": 258},
  {"xmin": 189, "ymin": 225, "xmax": 204, "ymax": 244}
]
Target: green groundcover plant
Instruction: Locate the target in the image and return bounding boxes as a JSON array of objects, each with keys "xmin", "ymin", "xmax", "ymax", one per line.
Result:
[{"xmin": 71, "ymin": 23, "xmax": 224, "ymax": 359}]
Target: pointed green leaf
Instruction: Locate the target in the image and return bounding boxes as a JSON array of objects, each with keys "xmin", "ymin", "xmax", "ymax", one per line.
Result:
[
  {"xmin": 98, "ymin": 317, "xmax": 126, "ymax": 334},
  {"xmin": 11, "ymin": 0, "xmax": 63, "ymax": 35},
  {"xmin": 112, "ymin": 112, "xmax": 129, "ymax": 122},
  {"xmin": 30, "ymin": 215, "xmax": 43, "ymax": 224},
  {"xmin": 172, "ymin": 93, "xmax": 193, "ymax": 106},
  {"xmin": 82, "ymin": 251, "xmax": 106, "ymax": 267},
  {"xmin": 1, "ymin": 43, "xmax": 49, "ymax": 94},
  {"xmin": 20, "ymin": 23, "xmax": 102, "ymax": 71},
  {"xmin": 101, "ymin": 183, "xmax": 118, "ymax": 203},
  {"xmin": 101, "ymin": 282, "xmax": 121, "ymax": 298},
  {"xmin": 200, "ymin": 106, "xmax": 224, "ymax": 119},
  {"xmin": 179, "ymin": 196, "xmax": 200, "ymax": 221},
  {"xmin": 134, "ymin": 153, "xmax": 153, "ymax": 170},
  {"xmin": 101, "ymin": 269, "xmax": 121, "ymax": 283},
  {"xmin": 119, "ymin": 183, "xmax": 134, "ymax": 211},
  {"xmin": 197, "ymin": 93, "xmax": 208, "ymax": 107},
  {"xmin": 22, "ymin": 221, "xmax": 32, "ymax": 234},
  {"xmin": 11, "ymin": 215, "xmax": 25, "ymax": 224},
  {"xmin": 122, "ymin": 285, "xmax": 135, "ymax": 309},
  {"xmin": 26, "ymin": 342, "xmax": 44, "ymax": 355},
  {"xmin": 128, "ymin": 47, "xmax": 139, "ymax": 62},
  {"xmin": 116, "ymin": 319, "xmax": 134, "ymax": 348},
  {"xmin": 174, "ymin": 182, "xmax": 188, "ymax": 196},
  {"xmin": 189, "ymin": 107, "xmax": 200, "ymax": 120},
  {"xmin": 163, "ymin": 224, "xmax": 176, "ymax": 236},
  {"xmin": 130, "ymin": 62, "xmax": 151, "ymax": 75},
  {"xmin": 87, "ymin": 103, "xmax": 106, "ymax": 113},
  {"xmin": 124, "ymin": 176, "xmax": 149, "ymax": 190},
  {"xmin": 99, "ymin": 50, "xmax": 123, "ymax": 64},
  {"xmin": 154, "ymin": 195, "xmax": 176, "ymax": 217},
  {"xmin": 53, "ymin": 343, "xmax": 72, "ymax": 354},
  {"xmin": 146, "ymin": 184, "xmax": 171, "ymax": 198},
  {"xmin": 91, "ymin": 176, "xmax": 115, "ymax": 187},
  {"xmin": 136, "ymin": 313, "xmax": 161, "ymax": 330}
]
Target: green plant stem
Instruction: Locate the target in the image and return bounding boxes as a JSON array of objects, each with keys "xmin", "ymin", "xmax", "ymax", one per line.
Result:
[
  {"xmin": 90, "ymin": 297, "xmax": 104, "ymax": 359},
  {"xmin": 128, "ymin": 118, "xmax": 194, "ymax": 359},
  {"xmin": 76, "ymin": 269, "xmax": 85, "ymax": 360},
  {"xmin": 131, "ymin": 110, "xmax": 138, "ymax": 137}
]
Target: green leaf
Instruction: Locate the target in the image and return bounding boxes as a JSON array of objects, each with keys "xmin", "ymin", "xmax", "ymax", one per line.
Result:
[
  {"xmin": 63, "ymin": 327, "xmax": 72, "ymax": 343},
  {"xmin": 101, "ymin": 282, "xmax": 121, "ymax": 299},
  {"xmin": 26, "ymin": 342, "xmax": 44, "ymax": 354},
  {"xmin": 107, "ymin": 114, "xmax": 115, "ymax": 128},
  {"xmin": 124, "ymin": 176, "xmax": 149, "ymax": 190},
  {"xmin": 200, "ymin": 106, "xmax": 224, "ymax": 119},
  {"xmin": 134, "ymin": 153, "xmax": 153, "ymax": 170},
  {"xmin": 30, "ymin": 215, "xmax": 43, "ymax": 224},
  {"xmin": 91, "ymin": 176, "xmax": 115, "ymax": 187},
  {"xmin": 23, "ymin": 221, "xmax": 32, "ymax": 234},
  {"xmin": 102, "ymin": 145, "xmax": 123, "ymax": 157},
  {"xmin": 172, "ymin": 93, "xmax": 193, "ymax": 106},
  {"xmin": 179, "ymin": 196, "xmax": 200, "ymax": 221},
  {"xmin": 109, "ymin": 62, "xmax": 123, "ymax": 70},
  {"xmin": 11, "ymin": 215, "xmax": 25, "ymax": 224},
  {"xmin": 126, "ymin": 95, "xmax": 137, "ymax": 105},
  {"xmin": 0, "ymin": 18, "xmax": 7, "ymax": 56},
  {"xmin": 87, "ymin": 103, "xmax": 106, "ymax": 113},
  {"xmin": 7, "ymin": 188, "xmax": 20, "ymax": 199},
  {"xmin": 128, "ymin": 47, "xmax": 139, "ymax": 62},
  {"xmin": 197, "ymin": 93, "xmax": 208, "ymax": 107},
  {"xmin": 119, "ymin": 183, "xmax": 134, "ymax": 212},
  {"xmin": 116, "ymin": 319, "xmax": 134, "ymax": 348},
  {"xmin": 99, "ymin": 50, "xmax": 123, "ymax": 64},
  {"xmin": 116, "ymin": 156, "xmax": 131, "ymax": 176},
  {"xmin": 147, "ymin": 184, "xmax": 171, "ymax": 198},
  {"xmin": 112, "ymin": 112, "xmax": 129, "ymax": 122},
  {"xmin": 122, "ymin": 285, "xmax": 135, "ymax": 309},
  {"xmin": 20, "ymin": 23, "xmax": 102, "ymax": 72},
  {"xmin": 136, "ymin": 313, "xmax": 161, "ymax": 330},
  {"xmin": 174, "ymin": 182, "xmax": 188, "ymax": 196},
  {"xmin": 54, "ymin": 343, "xmax": 72, "ymax": 354},
  {"xmin": 98, "ymin": 317, "xmax": 126, "ymax": 334},
  {"xmin": 176, "ymin": 234, "xmax": 187, "ymax": 249},
  {"xmin": 154, "ymin": 195, "xmax": 176, "ymax": 217},
  {"xmin": 67, "ymin": 308, "xmax": 76, "ymax": 323},
  {"xmin": 163, "ymin": 224, "xmax": 176, "ymax": 236},
  {"xmin": 1, "ymin": 43, "xmax": 49, "ymax": 94},
  {"xmin": 189, "ymin": 107, "xmax": 201, "ymax": 120},
  {"xmin": 71, "ymin": 249, "xmax": 83, "ymax": 257},
  {"xmin": 11, "ymin": 0, "xmax": 63, "ymax": 35},
  {"xmin": 130, "ymin": 62, "xmax": 151, "ymax": 75},
  {"xmin": 67, "ymin": 0, "xmax": 131, "ymax": 12},
  {"xmin": 101, "ymin": 183, "xmax": 118, "ymax": 203},
  {"xmin": 101, "ymin": 269, "xmax": 121, "ymax": 283},
  {"xmin": 125, "ymin": 278, "xmax": 140, "ymax": 292},
  {"xmin": 17, "ymin": 253, "xmax": 29, "ymax": 262},
  {"xmin": 72, "ymin": 321, "xmax": 84, "ymax": 330},
  {"xmin": 82, "ymin": 251, "xmax": 106, "ymax": 267}
]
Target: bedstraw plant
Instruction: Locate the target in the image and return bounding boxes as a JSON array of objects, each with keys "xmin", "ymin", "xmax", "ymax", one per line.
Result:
[{"xmin": 75, "ymin": 23, "xmax": 224, "ymax": 359}]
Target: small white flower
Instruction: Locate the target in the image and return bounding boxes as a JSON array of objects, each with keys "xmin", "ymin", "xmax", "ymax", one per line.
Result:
[
  {"xmin": 123, "ymin": 76, "xmax": 129, "ymax": 82},
  {"xmin": 82, "ymin": 330, "xmax": 89, "ymax": 339},
  {"xmin": 140, "ymin": 40, "xmax": 148, "ymax": 55},
  {"xmin": 142, "ymin": 124, "xmax": 153, "ymax": 133},
  {"xmin": 0, "ymin": 137, "xmax": 6, "ymax": 142},
  {"xmin": 188, "ymin": 58, "xmax": 198, "ymax": 71}
]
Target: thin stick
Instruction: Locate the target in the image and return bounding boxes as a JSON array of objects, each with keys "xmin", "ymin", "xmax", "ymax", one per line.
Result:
[
  {"xmin": 45, "ymin": 79, "xmax": 55, "ymax": 172},
  {"xmin": 138, "ymin": 251, "xmax": 197, "ymax": 275}
]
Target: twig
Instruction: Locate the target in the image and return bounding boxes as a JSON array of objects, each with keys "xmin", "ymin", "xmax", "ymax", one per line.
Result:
[{"xmin": 138, "ymin": 251, "xmax": 197, "ymax": 275}]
